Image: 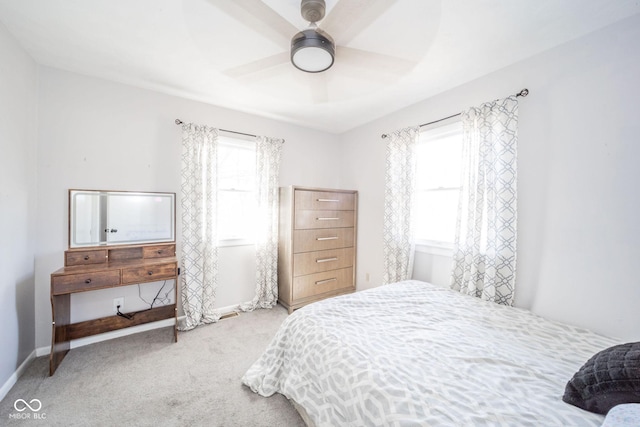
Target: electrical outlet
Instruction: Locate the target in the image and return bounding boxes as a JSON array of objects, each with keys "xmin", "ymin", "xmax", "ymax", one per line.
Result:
[{"xmin": 113, "ymin": 297, "xmax": 124, "ymax": 314}]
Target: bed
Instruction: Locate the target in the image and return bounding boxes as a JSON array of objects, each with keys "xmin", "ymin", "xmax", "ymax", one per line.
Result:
[{"xmin": 242, "ymin": 280, "xmax": 627, "ymax": 426}]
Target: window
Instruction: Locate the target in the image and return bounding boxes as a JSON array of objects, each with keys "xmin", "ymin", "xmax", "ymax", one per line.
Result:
[
  {"xmin": 414, "ymin": 120, "xmax": 463, "ymax": 249},
  {"xmin": 217, "ymin": 134, "xmax": 257, "ymax": 245}
]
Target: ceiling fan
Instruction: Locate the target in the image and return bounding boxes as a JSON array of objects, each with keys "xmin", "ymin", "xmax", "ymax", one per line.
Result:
[
  {"xmin": 291, "ymin": 0, "xmax": 335, "ymax": 72},
  {"xmin": 217, "ymin": 0, "xmax": 419, "ymax": 79}
]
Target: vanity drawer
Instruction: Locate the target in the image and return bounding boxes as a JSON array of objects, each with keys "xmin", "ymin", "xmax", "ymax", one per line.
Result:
[
  {"xmin": 65, "ymin": 250, "xmax": 108, "ymax": 267},
  {"xmin": 143, "ymin": 245, "xmax": 176, "ymax": 259},
  {"xmin": 121, "ymin": 262, "xmax": 177, "ymax": 284},
  {"xmin": 293, "ymin": 267, "xmax": 354, "ymax": 300},
  {"xmin": 109, "ymin": 246, "xmax": 143, "ymax": 261},
  {"xmin": 52, "ymin": 270, "xmax": 121, "ymax": 295},
  {"xmin": 295, "ymin": 210, "xmax": 355, "ymax": 230},
  {"xmin": 295, "ymin": 190, "xmax": 355, "ymax": 211},
  {"xmin": 293, "ymin": 228, "xmax": 354, "ymax": 253},
  {"xmin": 293, "ymin": 247, "xmax": 354, "ymax": 277}
]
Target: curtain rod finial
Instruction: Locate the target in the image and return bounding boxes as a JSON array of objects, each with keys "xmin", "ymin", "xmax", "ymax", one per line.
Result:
[
  {"xmin": 175, "ymin": 119, "xmax": 183, "ymax": 125},
  {"xmin": 517, "ymin": 88, "xmax": 529, "ymax": 97}
]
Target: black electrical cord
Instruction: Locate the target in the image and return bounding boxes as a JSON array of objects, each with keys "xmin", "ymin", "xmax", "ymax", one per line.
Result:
[
  {"xmin": 118, "ymin": 281, "xmax": 174, "ymax": 321},
  {"xmin": 117, "ymin": 305, "xmax": 134, "ymax": 320}
]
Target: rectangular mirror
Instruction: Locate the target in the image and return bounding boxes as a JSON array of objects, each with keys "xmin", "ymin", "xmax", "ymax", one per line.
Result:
[{"xmin": 69, "ymin": 190, "xmax": 175, "ymax": 248}]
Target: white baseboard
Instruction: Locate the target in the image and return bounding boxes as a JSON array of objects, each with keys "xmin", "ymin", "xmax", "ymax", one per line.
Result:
[
  {"xmin": 35, "ymin": 304, "xmax": 240, "ymax": 357},
  {"xmin": 0, "ymin": 349, "xmax": 37, "ymax": 403},
  {"xmin": 35, "ymin": 316, "xmax": 187, "ymax": 357}
]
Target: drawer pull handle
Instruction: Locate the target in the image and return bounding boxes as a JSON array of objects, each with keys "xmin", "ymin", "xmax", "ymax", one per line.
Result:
[
  {"xmin": 316, "ymin": 257, "xmax": 338, "ymax": 263},
  {"xmin": 83, "ymin": 255, "xmax": 90, "ymax": 260},
  {"xmin": 315, "ymin": 278, "xmax": 337, "ymax": 285},
  {"xmin": 148, "ymin": 271, "xmax": 154, "ymax": 275},
  {"xmin": 316, "ymin": 217, "xmax": 339, "ymax": 221},
  {"xmin": 316, "ymin": 236, "xmax": 338, "ymax": 241},
  {"xmin": 317, "ymin": 198, "xmax": 339, "ymax": 202},
  {"xmin": 157, "ymin": 250, "xmax": 163, "ymax": 254},
  {"xmin": 85, "ymin": 278, "xmax": 92, "ymax": 284}
]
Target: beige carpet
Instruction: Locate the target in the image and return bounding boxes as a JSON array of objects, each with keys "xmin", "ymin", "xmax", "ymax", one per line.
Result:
[{"xmin": 0, "ymin": 305, "xmax": 305, "ymax": 426}]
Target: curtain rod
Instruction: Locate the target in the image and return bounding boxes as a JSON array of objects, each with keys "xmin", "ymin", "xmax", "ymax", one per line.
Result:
[
  {"xmin": 175, "ymin": 119, "xmax": 285, "ymax": 143},
  {"xmin": 380, "ymin": 88, "xmax": 529, "ymax": 139}
]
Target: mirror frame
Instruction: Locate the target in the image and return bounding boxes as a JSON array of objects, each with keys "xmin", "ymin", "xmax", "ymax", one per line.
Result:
[{"xmin": 69, "ymin": 189, "xmax": 176, "ymax": 248}]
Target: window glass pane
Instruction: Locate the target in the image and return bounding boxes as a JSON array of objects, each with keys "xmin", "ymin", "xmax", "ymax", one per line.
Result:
[
  {"xmin": 218, "ymin": 138, "xmax": 256, "ymax": 191},
  {"xmin": 414, "ymin": 120, "xmax": 463, "ymax": 244},
  {"xmin": 217, "ymin": 136, "xmax": 257, "ymax": 241},
  {"xmin": 414, "ymin": 189, "xmax": 459, "ymax": 243},
  {"xmin": 415, "ymin": 122, "xmax": 463, "ymax": 191},
  {"xmin": 218, "ymin": 190, "xmax": 257, "ymax": 240}
]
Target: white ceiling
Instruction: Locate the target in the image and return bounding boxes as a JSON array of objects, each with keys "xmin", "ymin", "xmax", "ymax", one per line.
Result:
[{"xmin": 1, "ymin": 0, "xmax": 638, "ymax": 133}]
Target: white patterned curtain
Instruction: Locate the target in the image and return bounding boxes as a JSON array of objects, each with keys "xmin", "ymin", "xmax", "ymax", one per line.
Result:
[
  {"xmin": 450, "ymin": 96, "xmax": 518, "ymax": 305},
  {"xmin": 239, "ymin": 136, "xmax": 283, "ymax": 311},
  {"xmin": 179, "ymin": 123, "xmax": 221, "ymax": 330},
  {"xmin": 383, "ymin": 126, "xmax": 419, "ymax": 284}
]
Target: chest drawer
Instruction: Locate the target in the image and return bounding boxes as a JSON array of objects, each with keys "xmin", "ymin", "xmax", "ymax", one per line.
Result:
[
  {"xmin": 293, "ymin": 228, "xmax": 354, "ymax": 253},
  {"xmin": 52, "ymin": 270, "xmax": 121, "ymax": 295},
  {"xmin": 121, "ymin": 262, "xmax": 177, "ymax": 284},
  {"xmin": 143, "ymin": 244, "xmax": 176, "ymax": 259},
  {"xmin": 293, "ymin": 247, "xmax": 354, "ymax": 277},
  {"xmin": 295, "ymin": 190, "xmax": 356, "ymax": 211},
  {"xmin": 295, "ymin": 210, "xmax": 355, "ymax": 230},
  {"xmin": 65, "ymin": 250, "xmax": 108, "ymax": 267},
  {"xmin": 292, "ymin": 267, "xmax": 354, "ymax": 300}
]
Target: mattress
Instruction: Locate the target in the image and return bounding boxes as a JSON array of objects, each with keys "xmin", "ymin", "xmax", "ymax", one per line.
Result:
[{"xmin": 243, "ymin": 280, "xmax": 617, "ymax": 426}]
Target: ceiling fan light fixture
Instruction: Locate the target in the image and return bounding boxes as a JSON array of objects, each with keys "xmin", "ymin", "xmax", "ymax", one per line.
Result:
[{"xmin": 291, "ymin": 28, "xmax": 335, "ymax": 73}]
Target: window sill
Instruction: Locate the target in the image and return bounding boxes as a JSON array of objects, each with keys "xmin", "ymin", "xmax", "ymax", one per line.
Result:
[
  {"xmin": 217, "ymin": 238, "xmax": 254, "ymax": 248},
  {"xmin": 415, "ymin": 240, "xmax": 453, "ymax": 257}
]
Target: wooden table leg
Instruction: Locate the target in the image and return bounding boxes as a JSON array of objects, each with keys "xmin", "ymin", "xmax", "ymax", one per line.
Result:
[{"xmin": 50, "ymin": 293, "xmax": 70, "ymax": 376}]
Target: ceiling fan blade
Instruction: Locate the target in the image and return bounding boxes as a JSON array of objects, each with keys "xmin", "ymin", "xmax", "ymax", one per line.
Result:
[
  {"xmin": 337, "ymin": 46, "xmax": 416, "ymax": 75},
  {"xmin": 321, "ymin": 0, "xmax": 397, "ymax": 45},
  {"xmin": 223, "ymin": 52, "xmax": 290, "ymax": 78},
  {"xmin": 209, "ymin": 0, "xmax": 299, "ymax": 44}
]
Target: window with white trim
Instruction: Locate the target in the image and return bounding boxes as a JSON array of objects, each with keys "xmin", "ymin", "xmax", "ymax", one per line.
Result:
[
  {"xmin": 217, "ymin": 135, "xmax": 256, "ymax": 245},
  {"xmin": 414, "ymin": 120, "xmax": 463, "ymax": 248}
]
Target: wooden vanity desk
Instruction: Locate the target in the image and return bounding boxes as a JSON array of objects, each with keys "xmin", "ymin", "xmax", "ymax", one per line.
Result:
[
  {"xmin": 51, "ymin": 189, "xmax": 179, "ymax": 375},
  {"xmin": 50, "ymin": 242, "xmax": 178, "ymax": 375}
]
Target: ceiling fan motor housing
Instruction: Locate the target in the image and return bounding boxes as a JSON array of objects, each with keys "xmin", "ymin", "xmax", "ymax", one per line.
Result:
[
  {"xmin": 291, "ymin": 28, "xmax": 335, "ymax": 72},
  {"xmin": 301, "ymin": 0, "xmax": 326, "ymax": 23}
]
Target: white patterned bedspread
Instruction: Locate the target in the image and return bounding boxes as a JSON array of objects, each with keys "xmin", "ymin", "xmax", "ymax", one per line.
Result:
[{"xmin": 243, "ymin": 280, "xmax": 618, "ymax": 426}]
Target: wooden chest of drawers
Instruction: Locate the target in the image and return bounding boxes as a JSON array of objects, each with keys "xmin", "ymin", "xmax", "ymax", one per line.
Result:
[{"xmin": 278, "ymin": 186, "xmax": 357, "ymax": 313}]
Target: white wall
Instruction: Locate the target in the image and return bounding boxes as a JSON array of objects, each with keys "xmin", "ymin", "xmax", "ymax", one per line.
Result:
[
  {"xmin": 7, "ymin": 6, "xmax": 640, "ymax": 379},
  {"xmin": 340, "ymin": 14, "xmax": 640, "ymax": 341},
  {"xmin": 0, "ymin": 23, "xmax": 38, "ymax": 388},
  {"xmin": 34, "ymin": 68, "xmax": 342, "ymax": 349}
]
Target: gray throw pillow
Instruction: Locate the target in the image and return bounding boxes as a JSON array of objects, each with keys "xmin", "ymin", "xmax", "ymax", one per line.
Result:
[{"xmin": 563, "ymin": 342, "xmax": 640, "ymax": 414}]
